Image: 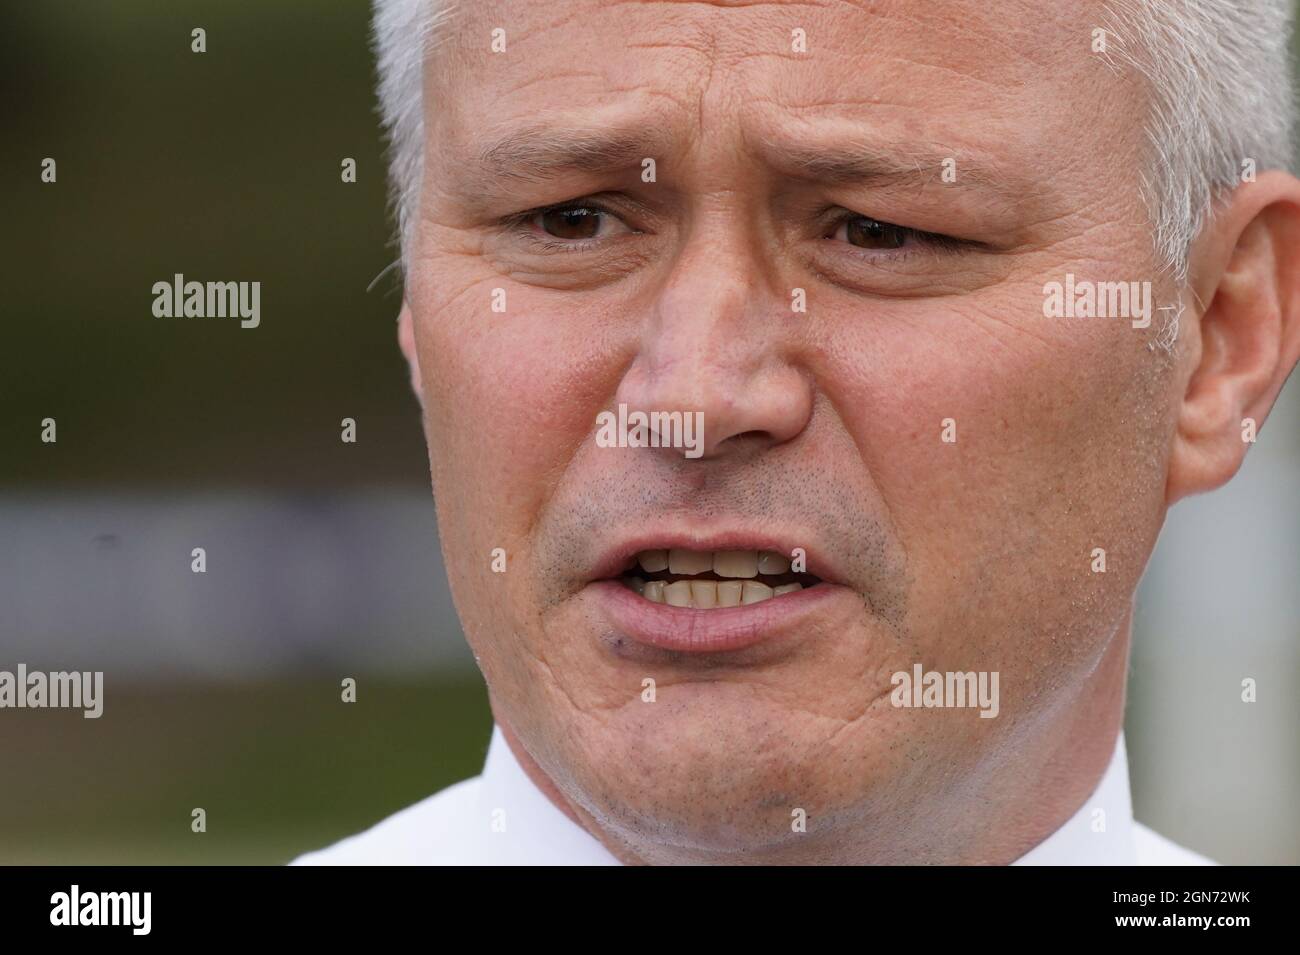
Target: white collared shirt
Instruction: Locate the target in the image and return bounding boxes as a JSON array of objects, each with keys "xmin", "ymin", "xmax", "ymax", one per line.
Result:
[{"xmin": 293, "ymin": 728, "xmax": 1213, "ymax": 865}]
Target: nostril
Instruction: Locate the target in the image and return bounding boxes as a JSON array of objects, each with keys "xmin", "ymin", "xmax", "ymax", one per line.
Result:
[{"xmin": 715, "ymin": 430, "xmax": 772, "ymax": 452}]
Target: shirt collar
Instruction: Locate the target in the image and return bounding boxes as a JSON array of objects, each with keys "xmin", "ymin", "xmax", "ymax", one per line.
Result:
[
  {"xmin": 476, "ymin": 726, "xmax": 1135, "ymax": 865},
  {"xmin": 474, "ymin": 725, "xmax": 621, "ymax": 864}
]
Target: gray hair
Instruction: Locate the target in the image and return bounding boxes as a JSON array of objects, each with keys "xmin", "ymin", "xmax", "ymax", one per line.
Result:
[
  {"xmin": 372, "ymin": 0, "xmax": 1296, "ymax": 283},
  {"xmin": 1101, "ymin": 0, "xmax": 1295, "ymax": 280}
]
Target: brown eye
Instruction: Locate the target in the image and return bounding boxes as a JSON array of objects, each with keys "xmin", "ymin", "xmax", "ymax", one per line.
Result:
[
  {"xmin": 841, "ymin": 216, "xmax": 907, "ymax": 249},
  {"xmin": 540, "ymin": 206, "xmax": 603, "ymax": 239}
]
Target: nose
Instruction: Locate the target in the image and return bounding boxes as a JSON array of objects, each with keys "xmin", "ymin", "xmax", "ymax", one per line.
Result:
[{"xmin": 614, "ymin": 221, "xmax": 813, "ymax": 461}]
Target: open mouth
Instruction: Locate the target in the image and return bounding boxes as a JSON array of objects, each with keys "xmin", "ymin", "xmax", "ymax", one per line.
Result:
[{"xmin": 618, "ymin": 548, "xmax": 823, "ymax": 609}]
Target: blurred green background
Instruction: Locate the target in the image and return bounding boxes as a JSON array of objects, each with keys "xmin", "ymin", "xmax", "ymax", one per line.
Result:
[
  {"xmin": 1, "ymin": 0, "xmax": 492, "ymax": 864},
  {"xmin": 1, "ymin": 1, "xmax": 1297, "ymax": 864},
  {"xmin": 1, "ymin": 0, "xmax": 419, "ymax": 489}
]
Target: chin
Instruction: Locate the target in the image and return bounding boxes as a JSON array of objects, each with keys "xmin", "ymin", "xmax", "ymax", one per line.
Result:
[{"xmin": 553, "ymin": 692, "xmax": 892, "ymax": 860}]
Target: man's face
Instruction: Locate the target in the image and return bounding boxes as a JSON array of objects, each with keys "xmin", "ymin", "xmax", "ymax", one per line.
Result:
[{"xmin": 406, "ymin": 0, "xmax": 1179, "ymax": 862}]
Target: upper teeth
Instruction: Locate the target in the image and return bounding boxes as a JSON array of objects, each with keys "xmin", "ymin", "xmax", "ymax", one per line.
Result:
[
  {"xmin": 639, "ymin": 548, "xmax": 791, "ymax": 578},
  {"xmin": 625, "ymin": 549, "xmax": 803, "ymax": 609}
]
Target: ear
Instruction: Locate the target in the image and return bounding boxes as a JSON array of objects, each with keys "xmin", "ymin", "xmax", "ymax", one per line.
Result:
[
  {"xmin": 1166, "ymin": 170, "xmax": 1300, "ymax": 505},
  {"xmin": 397, "ymin": 300, "xmax": 424, "ymax": 404}
]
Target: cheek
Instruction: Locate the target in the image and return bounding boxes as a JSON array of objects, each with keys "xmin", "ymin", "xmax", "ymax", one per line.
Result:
[
  {"xmin": 407, "ymin": 271, "xmax": 628, "ymax": 694},
  {"xmin": 410, "ymin": 264, "xmax": 627, "ymax": 549},
  {"xmin": 820, "ymin": 290, "xmax": 1169, "ymax": 666}
]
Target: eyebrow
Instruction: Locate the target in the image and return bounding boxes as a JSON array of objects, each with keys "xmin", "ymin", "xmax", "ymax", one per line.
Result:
[
  {"xmin": 459, "ymin": 120, "xmax": 1019, "ymax": 210},
  {"xmin": 752, "ymin": 132, "xmax": 1009, "ymax": 197},
  {"xmin": 475, "ymin": 122, "xmax": 672, "ymax": 183}
]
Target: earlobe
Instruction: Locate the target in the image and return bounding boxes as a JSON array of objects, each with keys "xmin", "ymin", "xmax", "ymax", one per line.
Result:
[
  {"xmin": 1166, "ymin": 171, "xmax": 1300, "ymax": 505},
  {"xmin": 397, "ymin": 301, "xmax": 425, "ymax": 404}
]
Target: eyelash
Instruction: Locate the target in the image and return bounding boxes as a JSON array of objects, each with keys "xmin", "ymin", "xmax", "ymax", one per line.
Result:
[
  {"xmin": 504, "ymin": 201, "xmax": 966, "ymax": 258},
  {"xmin": 822, "ymin": 210, "xmax": 966, "ymax": 257},
  {"xmin": 504, "ymin": 202, "xmax": 629, "ymax": 254}
]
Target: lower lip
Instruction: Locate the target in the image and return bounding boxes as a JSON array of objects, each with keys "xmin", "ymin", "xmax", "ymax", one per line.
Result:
[{"xmin": 588, "ymin": 578, "xmax": 838, "ymax": 653}]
